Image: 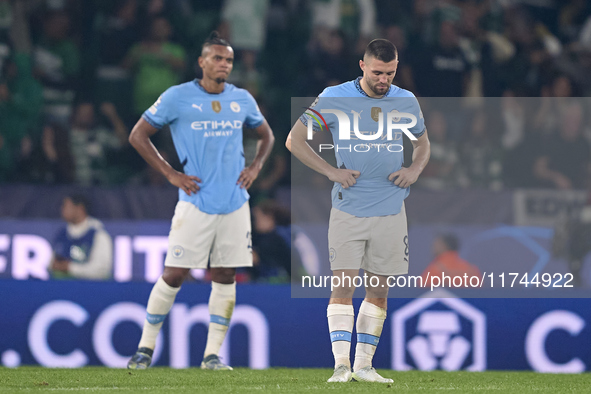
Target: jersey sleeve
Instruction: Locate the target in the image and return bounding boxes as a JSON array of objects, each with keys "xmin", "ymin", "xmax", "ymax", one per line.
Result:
[
  {"xmin": 243, "ymin": 91, "xmax": 265, "ymax": 128},
  {"xmin": 142, "ymin": 87, "xmax": 179, "ymax": 129},
  {"xmin": 299, "ymin": 88, "xmax": 332, "ymax": 133},
  {"xmin": 409, "ymin": 95, "xmax": 426, "ymax": 138}
]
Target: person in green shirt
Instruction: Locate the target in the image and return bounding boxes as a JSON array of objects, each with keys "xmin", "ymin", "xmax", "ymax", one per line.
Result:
[
  {"xmin": 0, "ymin": 52, "xmax": 43, "ymax": 181},
  {"xmin": 33, "ymin": 11, "xmax": 80, "ymax": 125},
  {"xmin": 124, "ymin": 16, "xmax": 186, "ymax": 116}
]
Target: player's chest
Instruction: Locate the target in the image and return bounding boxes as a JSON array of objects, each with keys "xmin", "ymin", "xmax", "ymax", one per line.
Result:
[
  {"xmin": 177, "ymin": 97, "xmax": 247, "ymax": 121},
  {"xmin": 175, "ymin": 97, "xmax": 247, "ymax": 139},
  {"xmin": 324, "ymin": 101, "xmax": 415, "ymax": 138}
]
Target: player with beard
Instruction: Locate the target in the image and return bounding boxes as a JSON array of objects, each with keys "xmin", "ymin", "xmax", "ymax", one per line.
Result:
[
  {"xmin": 286, "ymin": 39, "xmax": 430, "ymax": 383},
  {"xmin": 127, "ymin": 31, "xmax": 274, "ymax": 370}
]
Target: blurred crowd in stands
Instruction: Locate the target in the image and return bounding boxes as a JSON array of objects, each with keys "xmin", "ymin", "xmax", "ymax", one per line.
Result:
[{"xmin": 0, "ymin": 0, "xmax": 591, "ymax": 195}]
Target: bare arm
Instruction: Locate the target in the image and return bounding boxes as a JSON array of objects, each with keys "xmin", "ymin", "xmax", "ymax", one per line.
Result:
[
  {"xmin": 388, "ymin": 129, "xmax": 431, "ymax": 188},
  {"xmin": 101, "ymin": 102, "xmax": 128, "ymax": 145},
  {"xmin": 129, "ymin": 117, "xmax": 201, "ymax": 194},
  {"xmin": 533, "ymin": 156, "xmax": 572, "ymax": 189},
  {"xmin": 237, "ymin": 119, "xmax": 275, "ymax": 189},
  {"xmin": 286, "ymin": 120, "xmax": 359, "ymax": 188}
]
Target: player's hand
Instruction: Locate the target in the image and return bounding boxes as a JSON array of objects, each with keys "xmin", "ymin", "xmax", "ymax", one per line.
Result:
[
  {"xmin": 237, "ymin": 165, "xmax": 261, "ymax": 189},
  {"xmin": 388, "ymin": 167, "xmax": 420, "ymax": 188},
  {"xmin": 328, "ymin": 168, "xmax": 360, "ymax": 189},
  {"xmin": 167, "ymin": 171, "xmax": 201, "ymax": 195}
]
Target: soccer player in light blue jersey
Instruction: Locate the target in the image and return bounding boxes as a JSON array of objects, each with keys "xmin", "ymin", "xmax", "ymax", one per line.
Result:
[
  {"xmin": 127, "ymin": 32, "xmax": 274, "ymax": 370},
  {"xmin": 286, "ymin": 39, "xmax": 431, "ymax": 383}
]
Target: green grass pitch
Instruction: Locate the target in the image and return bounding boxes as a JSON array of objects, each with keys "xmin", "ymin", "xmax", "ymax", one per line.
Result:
[{"xmin": 1, "ymin": 367, "xmax": 590, "ymax": 393}]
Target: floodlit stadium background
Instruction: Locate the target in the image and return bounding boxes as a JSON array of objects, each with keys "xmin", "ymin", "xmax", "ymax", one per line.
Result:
[{"xmin": 1, "ymin": 0, "xmax": 591, "ymax": 372}]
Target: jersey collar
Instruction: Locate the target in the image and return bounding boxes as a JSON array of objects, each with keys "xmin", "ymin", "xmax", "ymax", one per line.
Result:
[
  {"xmin": 354, "ymin": 76, "xmax": 393, "ymax": 98},
  {"xmin": 194, "ymin": 79, "xmax": 227, "ymax": 95}
]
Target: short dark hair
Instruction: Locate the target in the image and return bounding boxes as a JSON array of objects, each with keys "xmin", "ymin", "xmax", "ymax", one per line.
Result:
[
  {"xmin": 65, "ymin": 194, "xmax": 90, "ymax": 213},
  {"xmin": 439, "ymin": 234, "xmax": 460, "ymax": 252},
  {"xmin": 202, "ymin": 31, "xmax": 231, "ymax": 51},
  {"xmin": 364, "ymin": 39, "xmax": 398, "ymax": 62}
]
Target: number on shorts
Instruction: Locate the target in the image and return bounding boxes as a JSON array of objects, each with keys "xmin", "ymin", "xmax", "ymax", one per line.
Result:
[{"xmin": 403, "ymin": 235, "xmax": 409, "ymax": 261}]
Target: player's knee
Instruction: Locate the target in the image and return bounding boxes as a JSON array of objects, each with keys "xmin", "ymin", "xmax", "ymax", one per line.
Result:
[
  {"xmin": 331, "ymin": 284, "xmax": 356, "ymax": 299},
  {"xmin": 210, "ymin": 268, "xmax": 236, "ymax": 284},
  {"xmin": 162, "ymin": 267, "xmax": 190, "ymax": 288}
]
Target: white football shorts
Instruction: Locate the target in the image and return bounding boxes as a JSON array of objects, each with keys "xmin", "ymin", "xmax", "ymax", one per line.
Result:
[
  {"xmin": 164, "ymin": 200, "xmax": 252, "ymax": 269},
  {"xmin": 328, "ymin": 203, "xmax": 409, "ymax": 276}
]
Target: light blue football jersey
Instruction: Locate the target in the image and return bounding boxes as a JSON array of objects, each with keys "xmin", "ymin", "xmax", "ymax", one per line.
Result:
[
  {"xmin": 143, "ymin": 80, "xmax": 264, "ymax": 214},
  {"xmin": 300, "ymin": 77, "xmax": 425, "ymax": 217}
]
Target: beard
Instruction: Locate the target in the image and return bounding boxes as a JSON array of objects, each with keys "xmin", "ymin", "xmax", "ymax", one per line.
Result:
[
  {"xmin": 215, "ymin": 77, "xmax": 226, "ymax": 84},
  {"xmin": 369, "ymin": 81, "xmax": 389, "ymax": 96}
]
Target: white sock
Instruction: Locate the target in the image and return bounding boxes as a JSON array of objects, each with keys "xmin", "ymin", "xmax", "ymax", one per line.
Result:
[
  {"xmin": 138, "ymin": 276, "xmax": 181, "ymax": 350},
  {"xmin": 204, "ymin": 281, "xmax": 236, "ymax": 358},
  {"xmin": 327, "ymin": 303, "xmax": 354, "ymax": 369},
  {"xmin": 353, "ymin": 301, "xmax": 387, "ymax": 371}
]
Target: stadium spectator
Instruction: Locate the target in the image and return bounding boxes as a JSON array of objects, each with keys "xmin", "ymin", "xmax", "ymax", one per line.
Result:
[
  {"xmin": 421, "ymin": 234, "xmax": 481, "ymax": 287},
  {"xmin": 558, "ymin": 0, "xmax": 590, "ymax": 43},
  {"xmin": 90, "ymin": 0, "xmax": 139, "ymax": 123},
  {"xmin": 68, "ymin": 102, "xmax": 130, "ymax": 185},
  {"xmin": 415, "ymin": 110, "xmax": 458, "ymax": 190},
  {"xmin": 500, "ymin": 90, "xmax": 526, "ymax": 151},
  {"xmin": 17, "ymin": 122, "xmax": 74, "ymax": 184},
  {"xmin": 501, "ymin": 7, "xmax": 555, "ymax": 96},
  {"xmin": 227, "ymin": 49, "xmax": 264, "ymax": 98},
  {"xmin": 307, "ymin": 28, "xmax": 351, "ymax": 92},
  {"xmin": 530, "ymin": 75, "xmax": 577, "ymax": 139},
  {"xmin": 310, "ymin": 0, "xmax": 376, "ymax": 56},
  {"xmin": 123, "ymin": 16, "xmax": 186, "ymax": 117},
  {"xmin": 50, "ymin": 194, "xmax": 113, "ymax": 280},
  {"xmin": 533, "ymin": 100, "xmax": 590, "ymax": 190},
  {"xmin": 32, "ymin": 10, "xmax": 80, "ymax": 126},
  {"xmin": 458, "ymin": 110, "xmax": 503, "ymax": 189},
  {"xmin": 0, "ymin": 54, "xmax": 43, "ymax": 181},
  {"xmin": 220, "ymin": 0, "xmax": 269, "ymax": 53},
  {"xmin": 411, "ymin": 21, "xmax": 471, "ymax": 97},
  {"xmin": 503, "ymin": 119, "xmax": 548, "ymax": 189}
]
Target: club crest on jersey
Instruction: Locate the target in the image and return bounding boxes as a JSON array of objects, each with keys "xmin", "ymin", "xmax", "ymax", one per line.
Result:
[
  {"xmin": 371, "ymin": 107, "xmax": 381, "ymax": 122},
  {"xmin": 231, "ymin": 101, "xmax": 241, "ymax": 112},
  {"xmin": 212, "ymin": 101, "xmax": 222, "ymax": 113}
]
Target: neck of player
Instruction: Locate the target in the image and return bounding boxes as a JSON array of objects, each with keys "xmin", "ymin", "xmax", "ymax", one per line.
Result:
[
  {"xmin": 200, "ymin": 76, "xmax": 225, "ymax": 94},
  {"xmin": 360, "ymin": 77, "xmax": 385, "ymax": 99}
]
